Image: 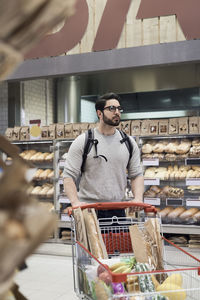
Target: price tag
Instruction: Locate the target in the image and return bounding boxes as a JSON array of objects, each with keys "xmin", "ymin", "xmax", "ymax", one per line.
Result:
[
  {"xmin": 61, "ymin": 214, "xmax": 71, "ymax": 222},
  {"xmin": 186, "ymin": 178, "xmax": 200, "ymax": 186},
  {"xmin": 185, "ymin": 158, "xmax": 200, "ymax": 166},
  {"xmin": 59, "ymin": 160, "xmax": 65, "ymax": 168},
  {"xmin": 186, "ymin": 198, "xmax": 200, "ymax": 207},
  {"xmin": 59, "ymin": 197, "xmax": 70, "ymax": 204},
  {"xmin": 144, "ymin": 178, "xmax": 160, "ymax": 186},
  {"xmin": 59, "ymin": 178, "xmax": 64, "ymax": 185},
  {"xmin": 144, "ymin": 198, "xmax": 160, "ymax": 206},
  {"xmin": 142, "ymin": 158, "xmax": 159, "ymax": 166},
  {"xmin": 166, "ymin": 198, "xmax": 183, "ymax": 206}
]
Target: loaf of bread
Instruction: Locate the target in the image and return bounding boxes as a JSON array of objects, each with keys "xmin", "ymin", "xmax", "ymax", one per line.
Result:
[
  {"xmin": 167, "ymin": 207, "xmax": 186, "ymax": 219},
  {"xmin": 31, "ymin": 186, "xmax": 42, "ymax": 195},
  {"xmin": 34, "ymin": 168, "xmax": 43, "ymax": 179},
  {"xmin": 165, "ymin": 142, "xmax": 179, "ymax": 154},
  {"xmin": 152, "ymin": 143, "xmax": 165, "ymax": 153},
  {"xmin": 192, "ymin": 211, "xmax": 200, "ymax": 222},
  {"xmin": 179, "ymin": 208, "xmax": 199, "ymax": 220},
  {"xmin": 45, "ymin": 152, "xmax": 54, "ymax": 161},
  {"xmin": 159, "ymin": 206, "xmax": 174, "ymax": 218}
]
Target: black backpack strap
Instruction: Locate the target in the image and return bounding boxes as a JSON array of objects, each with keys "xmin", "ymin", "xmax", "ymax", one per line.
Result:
[
  {"xmin": 81, "ymin": 128, "xmax": 95, "ymax": 173},
  {"xmin": 118, "ymin": 129, "xmax": 133, "ymax": 166}
]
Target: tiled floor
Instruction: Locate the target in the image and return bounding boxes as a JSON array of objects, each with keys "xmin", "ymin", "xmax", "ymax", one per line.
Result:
[{"xmin": 15, "ymin": 254, "xmax": 77, "ymax": 300}]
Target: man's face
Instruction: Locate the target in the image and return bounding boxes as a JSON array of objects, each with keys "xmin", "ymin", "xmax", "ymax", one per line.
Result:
[{"xmin": 102, "ymin": 99, "xmax": 122, "ymax": 126}]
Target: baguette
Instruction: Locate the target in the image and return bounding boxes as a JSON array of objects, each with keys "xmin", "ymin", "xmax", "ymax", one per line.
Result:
[
  {"xmin": 167, "ymin": 207, "xmax": 186, "ymax": 219},
  {"xmin": 179, "ymin": 208, "xmax": 199, "ymax": 220},
  {"xmin": 83, "ymin": 208, "xmax": 108, "ymax": 259},
  {"xmin": 159, "ymin": 206, "xmax": 174, "ymax": 218}
]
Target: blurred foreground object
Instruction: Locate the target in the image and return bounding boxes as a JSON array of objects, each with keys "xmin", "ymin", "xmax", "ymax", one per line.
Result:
[
  {"xmin": 0, "ymin": 135, "xmax": 57, "ymax": 298},
  {"xmin": 0, "ymin": 0, "xmax": 76, "ymax": 80}
]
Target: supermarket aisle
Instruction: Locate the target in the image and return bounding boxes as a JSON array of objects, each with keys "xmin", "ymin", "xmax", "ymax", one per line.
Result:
[{"xmin": 15, "ymin": 254, "xmax": 77, "ymax": 300}]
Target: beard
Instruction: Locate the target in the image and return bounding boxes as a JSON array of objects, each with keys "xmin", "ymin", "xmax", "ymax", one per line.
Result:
[{"xmin": 102, "ymin": 113, "xmax": 120, "ymax": 126}]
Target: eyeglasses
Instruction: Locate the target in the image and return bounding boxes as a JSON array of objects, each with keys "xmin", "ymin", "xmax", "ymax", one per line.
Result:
[{"xmin": 103, "ymin": 105, "xmax": 123, "ymax": 113}]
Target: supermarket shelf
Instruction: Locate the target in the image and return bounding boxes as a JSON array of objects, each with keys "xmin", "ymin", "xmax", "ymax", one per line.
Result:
[
  {"xmin": 162, "ymin": 224, "xmax": 200, "ymax": 235},
  {"xmin": 58, "ymin": 220, "xmax": 72, "ymax": 228}
]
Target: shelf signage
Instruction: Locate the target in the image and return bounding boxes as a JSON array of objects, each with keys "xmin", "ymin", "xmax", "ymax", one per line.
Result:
[
  {"xmin": 60, "ymin": 214, "xmax": 71, "ymax": 222},
  {"xmin": 144, "ymin": 178, "xmax": 160, "ymax": 186},
  {"xmin": 185, "ymin": 158, "xmax": 200, "ymax": 166},
  {"xmin": 59, "ymin": 196, "xmax": 70, "ymax": 204},
  {"xmin": 142, "ymin": 158, "xmax": 159, "ymax": 166},
  {"xmin": 186, "ymin": 198, "xmax": 200, "ymax": 207},
  {"xmin": 186, "ymin": 178, "xmax": 200, "ymax": 186},
  {"xmin": 166, "ymin": 198, "xmax": 183, "ymax": 206},
  {"xmin": 144, "ymin": 198, "xmax": 160, "ymax": 206},
  {"xmin": 29, "ymin": 119, "xmax": 41, "ymax": 140},
  {"xmin": 59, "ymin": 160, "xmax": 66, "ymax": 168}
]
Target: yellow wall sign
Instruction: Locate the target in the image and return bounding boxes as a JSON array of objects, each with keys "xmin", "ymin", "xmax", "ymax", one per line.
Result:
[{"xmin": 29, "ymin": 120, "xmax": 41, "ymax": 140}]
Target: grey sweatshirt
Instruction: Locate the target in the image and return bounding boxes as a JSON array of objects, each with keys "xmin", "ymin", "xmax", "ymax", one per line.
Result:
[{"xmin": 63, "ymin": 128, "xmax": 143, "ymax": 203}]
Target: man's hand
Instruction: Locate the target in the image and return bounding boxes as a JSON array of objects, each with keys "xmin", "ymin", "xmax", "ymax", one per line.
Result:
[{"xmin": 72, "ymin": 201, "xmax": 88, "ymax": 208}]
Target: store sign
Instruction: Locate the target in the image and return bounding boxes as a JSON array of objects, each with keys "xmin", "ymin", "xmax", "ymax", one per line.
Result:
[
  {"xmin": 142, "ymin": 158, "xmax": 159, "ymax": 166},
  {"xmin": 29, "ymin": 119, "xmax": 41, "ymax": 140},
  {"xmin": 137, "ymin": 0, "xmax": 200, "ymax": 40},
  {"xmin": 25, "ymin": 0, "xmax": 200, "ymax": 59},
  {"xmin": 144, "ymin": 198, "xmax": 160, "ymax": 206},
  {"xmin": 144, "ymin": 178, "xmax": 160, "ymax": 186}
]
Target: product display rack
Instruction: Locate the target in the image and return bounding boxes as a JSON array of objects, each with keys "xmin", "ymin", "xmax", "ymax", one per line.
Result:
[
  {"xmin": 139, "ymin": 134, "xmax": 200, "ymax": 236},
  {"xmin": 8, "ymin": 139, "xmax": 74, "ymax": 244}
]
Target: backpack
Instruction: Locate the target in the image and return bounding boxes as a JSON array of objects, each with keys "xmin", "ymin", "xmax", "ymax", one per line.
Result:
[{"xmin": 80, "ymin": 128, "xmax": 133, "ymax": 173}]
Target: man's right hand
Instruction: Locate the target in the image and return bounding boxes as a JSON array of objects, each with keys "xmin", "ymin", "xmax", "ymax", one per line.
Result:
[{"xmin": 72, "ymin": 201, "xmax": 88, "ymax": 208}]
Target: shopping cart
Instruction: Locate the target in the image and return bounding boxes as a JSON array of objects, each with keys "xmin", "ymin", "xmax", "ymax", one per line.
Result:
[{"xmin": 70, "ymin": 202, "xmax": 200, "ymax": 300}]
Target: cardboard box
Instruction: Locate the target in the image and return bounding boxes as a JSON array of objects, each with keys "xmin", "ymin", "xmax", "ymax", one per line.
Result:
[
  {"xmin": 178, "ymin": 117, "xmax": 188, "ymax": 134},
  {"xmin": 131, "ymin": 120, "xmax": 141, "ymax": 136},
  {"xmin": 20, "ymin": 126, "xmax": 30, "ymax": 141},
  {"xmin": 4, "ymin": 128, "xmax": 13, "ymax": 141},
  {"xmin": 41, "ymin": 126, "xmax": 49, "ymax": 140},
  {"xmin": 141, "ymin": 120, "xmax": 149, "ymax": 136},
  {"xmin": 169, "ymin": 118, "xmax": 179, "ymax": 135},
  {"xmin": 189, "ymin": 116, "xmax": 199, "ymax": 134},
  {"xmin": 158, "ymin": 119, "xmax": 168, "ymax": 135},
  {"xmin": 12, "ymin": 126, "xmax": 21, "ymax": 141},
  {"xmin": 56, "ymin": 123, "xmax": 65, "ymax": 139},
  {"xmin": 64, "ymin": 123, "xmax": 73, "ymax": 139},
  {"xmin": 121, "ymin": 120, "xmax": 131, "ymax": 135},
  {"xmin": 148, "ymin": 120, "xmax": 159, "ymax": 136}
]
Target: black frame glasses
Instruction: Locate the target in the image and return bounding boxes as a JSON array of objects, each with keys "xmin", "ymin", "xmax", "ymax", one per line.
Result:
[{"xmin": 103, "ymin": 105, "xmax": 123, "ymax": 113}]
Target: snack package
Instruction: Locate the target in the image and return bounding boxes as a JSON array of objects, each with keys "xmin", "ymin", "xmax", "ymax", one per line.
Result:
[
  {"xmin": 131, "ymin": 120, "xmax": 141, "ymax": 136},
  {"xmin": 141, "ymin": 120, "xmax": 149, "ymax": 136},
  {"xmin": 12, "ymin": 126, "xmax": 21, "ymax": 141},
  {"xmin": 56, "ymin": 123, "xmax": 65, "ymax": 139},
  {"xmin": 4, "ymin": 128, "xmax": 13, "ymax": 141},
  {"xmin": 178, "ymin": 117, "xmax": 188, "ymax": 134},
  {"xmin": 20, "ymin": 126, "xmax": 29, "ymax": 141},
  {"xmin": 121, "ymin": 120, "xmax": 131, "ymax": 135},
  {"xmin": 49, "ymin": 124, "xmax": 56, "ymax": 140},
  {"xmin": 41, "ymin": 126, "xmax": 49, "ymax": 140},
  {"xmin": 189, "ymin": 116, "xmax": 199, "ymax": 134},
  {"xmin": 72, "ymin": 123, "xmax": 81, "ymax": 138},
  {"xmin": 64, "ymin": 123, "xmax": 73, "ymax": 139},
  {"xmin": 149, "ymin": 120, "xmax": 159, "ymax": 136},
  {"xmin": 158, "ymin": 119, "xmax": 168, "ymax": 135},
  {"xmin": 169, "ymin": 118, "xmax": 178, "ymax": 134}
]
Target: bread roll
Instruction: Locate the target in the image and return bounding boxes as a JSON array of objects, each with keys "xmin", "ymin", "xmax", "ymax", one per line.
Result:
[
  {"xmin": 34, "ymin": 169, "xmax": 43, "ymax": 179},
  {"xmin": 153, "ymin": 143, "xmax": 164, "ymax": 153},
  {"xmin": 165, "ymin": 142, "xmax": 178, "ymax": 154},
  {"xmin": 179, "ymin": 208, "xmax": 199, "ymax": 220},
  {"xmin": 31, "ymin": 186, "xmax": 42, "ymax": 195},
  {"xmin": 150, "ymin": 185, "xmax": 161, "ymax": 193},
  {"xmin": 45, "ymin": 152, "xmax": 54, "ymax": 160},
  {"xmin": 142, "ymin": 143, "xmax": 153, "ymax": 154},
  {"xmin": 167, "ymin": 207, "xmax": 186, "ymax": 219}
]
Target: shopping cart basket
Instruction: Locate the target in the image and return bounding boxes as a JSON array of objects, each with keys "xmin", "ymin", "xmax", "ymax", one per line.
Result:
[{"xmin": 70, "ymin": 202, "xmax": 200, "ymax": 300}]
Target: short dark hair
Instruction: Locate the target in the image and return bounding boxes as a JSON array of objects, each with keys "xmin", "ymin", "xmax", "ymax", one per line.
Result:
[{"xmin": 95, "ymin": 92, "xmax": 121, "ymax": 111}]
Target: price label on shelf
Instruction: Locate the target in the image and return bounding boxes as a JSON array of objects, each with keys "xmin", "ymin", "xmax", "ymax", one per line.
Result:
[
  {"xmin": 186, "ymin": 198, "xmax": 200, "ymax": 207},
  {"xmin": 144, "ymin": 198, "xmax": 160, "ymax": 206},
  {"xmin": 142, "ymin": 158, "xmax": 159, "ymax": 166},
  {"xmin": 186, "ymin": 178, "xmax": 200, "ymax": 186},
  {"xmin": 59, "ymin": 160, "xmax": 65, "ymax": 168},
  {"xmin": 59, "ymin": 178, "xmax": 64, "ymax": 185},
  {"xmin": 166, "ymin": 198, "xmax": 183, "ymax": 206},
  {"xmin": 60, "ymin": 214, "xmax": 71, "ymax": 222},
  {"xmin": 59, "ymin": 196, "xmax": 70, "ymax": 204},
  {"xmin": 185, "ymin": 158, "xmax": 200, "ymax": 166},
  {"xmin": 144, "ymin": 178, "xmax": 160, "ymax": 186}
]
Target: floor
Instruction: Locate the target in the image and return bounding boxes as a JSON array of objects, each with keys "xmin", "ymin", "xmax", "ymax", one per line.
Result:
[{"xmin": 15, "ymin": 244, "xmax": 78, "ymax": 300}]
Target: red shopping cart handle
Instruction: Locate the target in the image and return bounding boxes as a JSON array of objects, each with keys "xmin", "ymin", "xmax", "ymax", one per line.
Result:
[{"xmin": 71, "ymin": 201, "xmax": 157, "ymax": 213}]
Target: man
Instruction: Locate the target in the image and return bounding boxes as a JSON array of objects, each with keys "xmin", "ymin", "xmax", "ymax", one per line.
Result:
[{"xmin": 63, "ymin": 92, "xmax": 144, "ymax": 214}]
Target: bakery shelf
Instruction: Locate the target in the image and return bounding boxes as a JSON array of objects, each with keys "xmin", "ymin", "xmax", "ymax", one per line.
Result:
[
  {"xmin": 162, "ymin": 224, "xmax": 200, "ymax": 235},
  {"xmin": 139, "ymin": 134, "xmax": 200, "ymax": 141},
  {"xmin": 12, "ymin": 140, "xmax": 53, "ymax": 144}
]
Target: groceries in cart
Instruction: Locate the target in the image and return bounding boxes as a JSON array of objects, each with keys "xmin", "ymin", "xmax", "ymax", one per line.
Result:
[{"xmin": 72, "ymin": 203, "xmax": 198, "ymax": 300}]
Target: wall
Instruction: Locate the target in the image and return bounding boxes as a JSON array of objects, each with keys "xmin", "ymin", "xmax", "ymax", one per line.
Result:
[
  {"xmin": 0, "ymin": 81, "xmax": 8, "ymax": 135},
  {"xmin": 23, "ymin": 79, "xmax": 55, "ymax": 126}
]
